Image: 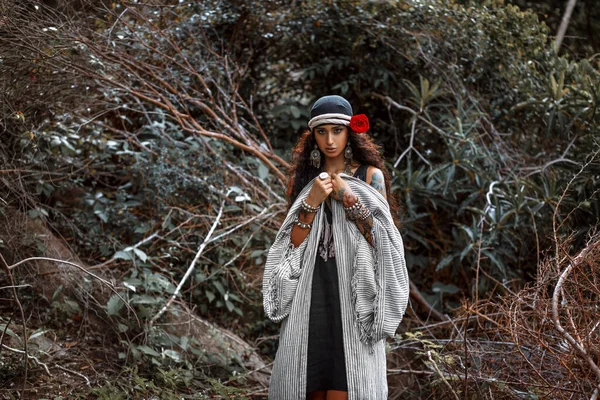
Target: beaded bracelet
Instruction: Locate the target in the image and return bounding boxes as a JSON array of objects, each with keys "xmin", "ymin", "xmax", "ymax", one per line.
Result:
[
  {"xmin": 343, "ymin": 195, "xmax": 362, "ymax": 212},
  {"xmin": 294, "ymin": 216, "xmax": 312, "ymax": 229},
  {"xmin": 344, "ymin": 196, "xmax": 369, "ymax": 220},
  {"xmin": 301, "ymin": 198, "xmax": 320, "ymax": 213},
  {"xmin": 358, "ymin": 208, "xmax": 372, "ymax": 220},
  {"xmin": 354, "ymin": 207, "xmax": 370, "ymax": 221}
]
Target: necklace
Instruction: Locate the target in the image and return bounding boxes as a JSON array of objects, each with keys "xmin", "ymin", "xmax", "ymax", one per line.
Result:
[{"xmin": 327, "ymin": 162, "xmax": 356, "ymax": 176}]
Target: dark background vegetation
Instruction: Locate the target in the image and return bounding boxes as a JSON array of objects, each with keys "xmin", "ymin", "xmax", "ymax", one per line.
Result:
[{"xmin": 1, "ymin": 0, "xmax": 599, "ymax": 398}]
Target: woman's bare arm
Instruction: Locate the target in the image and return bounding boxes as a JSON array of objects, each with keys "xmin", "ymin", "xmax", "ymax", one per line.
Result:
[
  {"xmin": 340, "ymin": 189, "xmax": 374, "ymax": 247},
  {"xmin": 369, "ymin": 169, "xmax": 387, "ymax": 199},
  {"xmin": 290, "ymin": 208, "xmax": 316, "ymax": 247},
  {"xmin": 340, "ymin": 167, "xmax": 387, "ymax": 247}
]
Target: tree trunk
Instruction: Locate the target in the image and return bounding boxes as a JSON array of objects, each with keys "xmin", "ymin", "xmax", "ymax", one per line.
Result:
[{"xmin": 556, "ymin": 0, "xmax": 578, "ymax": 52}]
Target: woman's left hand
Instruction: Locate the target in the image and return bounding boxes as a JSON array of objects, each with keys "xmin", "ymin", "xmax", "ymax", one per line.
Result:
[{"xmin": 330, "ymin": 172, "xmax": 356, "ymax": 205}]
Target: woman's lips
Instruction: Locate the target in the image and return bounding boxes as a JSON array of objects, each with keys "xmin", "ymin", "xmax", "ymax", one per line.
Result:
[{"xmin": 326, "ymin": 148, "xmax": 336, "ymax": 152}]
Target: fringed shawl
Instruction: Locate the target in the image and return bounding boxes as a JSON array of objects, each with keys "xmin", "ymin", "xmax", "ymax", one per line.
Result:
[{"xmin": 262, "ymin": 173, "xmax": 410, "ymax": 400}]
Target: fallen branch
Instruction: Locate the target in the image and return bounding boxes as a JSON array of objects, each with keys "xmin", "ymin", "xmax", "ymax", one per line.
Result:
[
  {"xmin": 53, "ymin": 364, "xmax": 91, "ymax": 386},
  {"xmin": 149, "ymin": 200, "xmax": 225, "ymax": 325},
  {"xmin": 409, "ymin": 280, "xmax": 448, "ymax": 322},
  {"xmin": 1, "ymin": 344, "xmax": 51, "ymax": 376},
  {"xmin": 0, "ymin": 313, "xmax": 14, "ymax": 359},
  {"xmin": 427, "ymin": 350, "xmax": 460, "ymax": 400},
  {"xmin": 0, "ymin": 253, "xmax": 29, "ymax": 394},
  {"xmin": 551, "ymin": 238, "xmax": 600, "ymax": 383},
  {"xmin": 387, "ymin": 368, "xmax": 434, "ymax": 375},
  {"xmin": 4, "ymin": 255, "xmax": 139, "ymax": 326}
]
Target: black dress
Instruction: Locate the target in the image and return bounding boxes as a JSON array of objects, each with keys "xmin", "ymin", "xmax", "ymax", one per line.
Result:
[{"xmin": 306, "ymin": 164, "xmax": 369, "ymax": 393}]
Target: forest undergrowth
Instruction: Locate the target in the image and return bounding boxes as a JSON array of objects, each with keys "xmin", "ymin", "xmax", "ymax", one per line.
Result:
[{"xmin": 1, "ymin": 0, "xmax": 599, "ymax": 398}]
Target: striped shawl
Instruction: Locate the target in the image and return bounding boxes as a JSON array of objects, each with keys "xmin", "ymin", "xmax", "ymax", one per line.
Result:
[{"xmin": 262, "ymin": 172, "xmax": 410, "ymax": 400}]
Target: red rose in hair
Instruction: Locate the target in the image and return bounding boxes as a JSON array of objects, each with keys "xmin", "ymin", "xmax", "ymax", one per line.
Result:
[{"xmin": 349, "ymin": 114, "xmax": 370, "ymax": 134}]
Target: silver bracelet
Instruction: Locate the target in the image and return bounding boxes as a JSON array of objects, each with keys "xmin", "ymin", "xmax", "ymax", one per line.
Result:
[
  {"xmin": 353, "ymin": 207, "xmax": 370, "ymax": 221},
  {"xmin": 358, "ymin": 208, "xmax": 372, "ymax": 220},
  {"xmin": 343, "ymin": 195, "xmax": 362, "ymax": 212},
  {"xmin": 344, "ymin": 196, "xmax": 367, "ymax": 220},
  {"xmin": 301, "ymin": 198, "xmax": 320, "ymax": 213},
  {"xmin": 294, "ymin": 217, "xmax": 312, "ymax": 229}
]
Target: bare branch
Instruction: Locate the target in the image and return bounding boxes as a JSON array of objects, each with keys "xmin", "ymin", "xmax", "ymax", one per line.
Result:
[
  {"xmin": 149, "ymin": 200, "xmax": 226, "ymax": 325},
  {"xmin": 551, "ymin": 239, "xmax": 600, "ymax": 382}
]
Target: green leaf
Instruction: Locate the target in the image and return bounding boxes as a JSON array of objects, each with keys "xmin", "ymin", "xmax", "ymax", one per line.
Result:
[
  {"xmin": 134, "ymin": 225, "xmax": 149, "ymax": 234},
  {"xmin": 137, "ymin": 345, "xmax": 160, "ymax": 357},
  {"xmin": 28, "ymin": 328, "xmax": 50, "ymax": 341},
  {"xmin": 63, "ymin": 298, "xmax": 81, "ymax": 314},
  {"xmin": 51, "ymin": 285, "xmax": 64, "ymax": 302},
  {"xmin": 442, "ymin": 164, "xmax": 455, "ymax": 196},
  {"xmin": 432, "ymin": 281, "xmax": 460, "ymax": 294},
  {"xmin": 213, "ymin": 280, "xmax": 225, "ymax": 295},
  {"xmin": 457, "ymin": 224, "xmax": 474, "ymax": 241},
  {"xmin": 95, "ymin": 211, "xmax": 109, "ymax": 222},
  {"xmin": 0, "ymin": 324, "xmax": 22, "ymax": 344},
  {"xmin": 180, "ymin": 336, "xmax": 189, "ymax": 351},
  {"xmin": 205, "ymin": 290, "xmax": 216, "ymax": 303},
  {"xmin": 530, "ymin": 202, "xmax": 545, "ymax": 214},
  {"xmin": 162, "ymin": 214, "xmax": 172, "ymax": 230},
  {"xmin": 258, "ymin": 162, "xmax": 269, "ymax": 180},
  {"xmin": 114, "ymin": 250, "xmax": 133, "ymax": 260},
  {"xmin": 289, "ymin": 105, "xmax": 301, "ymax": 118},
  {"xmin": 106, "ymin": 294, "xmax": 125, "ymax": 316},
  {"xmin": 133, "ymin": 248, "xmax": 148, "ymax": 262},
  {"xmin": 482, "ymin": 249, "xmax": 506, "ymax": 275},
  {"xmin": 130, "ymin": 295, "xmax": 162, "ymax": 305},
  {"xmin": 28, "ymin": 209, "xmax": 39, "ymax": 219},
  {"xmin": 163, "ymin": 349, "xmax": 182, "ymax": 362},
  {"xmin": 460, "ymin": 243, "xmax": 473, "ymax": 261},
  {"xmin": 228, "ymin": 292, "xmax": 242, "ymax": 303},
  {"xmin": 436, "ymin": 254, "xmax": 455, "ymax": 271},
  {"xmin": 250, "ymin": 249, "xmax": 264, "ymax": 258}
]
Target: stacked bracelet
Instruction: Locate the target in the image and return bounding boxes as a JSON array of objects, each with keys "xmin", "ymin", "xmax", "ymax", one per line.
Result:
[
  {"xmin": 301, "ymin": 198, "xmax": 320, "ymax": 213},
  {"xmin": 344, "ymin": 196, "xmax": 371, "ymax": 221}
]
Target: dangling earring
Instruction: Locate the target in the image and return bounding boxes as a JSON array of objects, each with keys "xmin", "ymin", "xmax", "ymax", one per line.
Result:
[
  {"xmin": 344, "ymin": 141, "xmax": 353, "ymax": 173},
  {"xmin": 310, "ymin": 143, "xmax": 321, "ymax": 169}
]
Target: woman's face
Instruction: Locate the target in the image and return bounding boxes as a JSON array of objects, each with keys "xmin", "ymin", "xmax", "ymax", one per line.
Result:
[{"xmin": 313, "ymin": 124, "xmax": 348, "ymax": 159}]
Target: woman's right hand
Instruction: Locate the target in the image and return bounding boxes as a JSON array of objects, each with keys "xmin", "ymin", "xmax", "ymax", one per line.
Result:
[{"xmin": 306, "ymin": 173, "xmax": 333, "ymax": 207}]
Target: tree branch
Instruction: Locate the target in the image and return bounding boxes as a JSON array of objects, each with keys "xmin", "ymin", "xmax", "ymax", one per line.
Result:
[{"xmin": 149, "ymin": 200, "xmax": 225, "ymax": 326}]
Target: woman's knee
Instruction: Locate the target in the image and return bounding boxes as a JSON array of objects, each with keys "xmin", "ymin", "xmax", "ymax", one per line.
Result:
[
  {"xmin": 326, "ymin": 390, "xmax": 348, "ymax": 400},
  {"xmin": 307, "ymin": 390, "xmax": 327, "ymax": 400}
]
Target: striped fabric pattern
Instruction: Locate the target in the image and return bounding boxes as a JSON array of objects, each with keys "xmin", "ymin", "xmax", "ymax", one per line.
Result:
[
  {"xmin": 308, "ymin": 112, "xmax": 352, "ymax": 130},
  {"xmin": 262, "ymin": 173, "xmax": 410, "ymax": 400}
]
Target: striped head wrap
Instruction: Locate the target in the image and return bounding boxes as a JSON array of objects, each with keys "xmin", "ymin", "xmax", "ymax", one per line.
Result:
[
  {"xmin": 308, "ymin": 95, "xmax": 370, "ymax": 134},
  {"xmin": 308, "ymin": 95, "xmax": 353, "ymax": 130}
]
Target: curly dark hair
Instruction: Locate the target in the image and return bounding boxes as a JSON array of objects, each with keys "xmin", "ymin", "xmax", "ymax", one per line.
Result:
[{"xmin": 285, "ymin": 127, "xmax": 402, "ymax": 228}]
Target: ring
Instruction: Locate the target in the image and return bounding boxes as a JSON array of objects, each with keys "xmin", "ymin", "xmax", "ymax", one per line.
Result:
[{"xmin": 319, "ymin": 172, "xmax": 329, "ymax": 180}]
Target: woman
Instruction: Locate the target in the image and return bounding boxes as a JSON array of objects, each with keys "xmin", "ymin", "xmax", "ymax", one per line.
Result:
[{"xmin": 263, "ymin": 95, "xmax": 409, "ymax": 400}]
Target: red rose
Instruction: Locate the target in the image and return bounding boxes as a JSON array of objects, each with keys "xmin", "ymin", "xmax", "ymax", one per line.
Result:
[{"xmin": 349, "ymin": 114, "xmax": 370, "ymax": 134}]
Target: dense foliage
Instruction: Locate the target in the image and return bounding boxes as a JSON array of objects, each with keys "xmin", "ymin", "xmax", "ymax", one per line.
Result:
[
  {"xmin": 1, "ymin": 0, "xmax": 599, "ymax": 398},
  {"xmin": 213, "ymin": 0, "xmax": 600, "ymax": 304}
]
